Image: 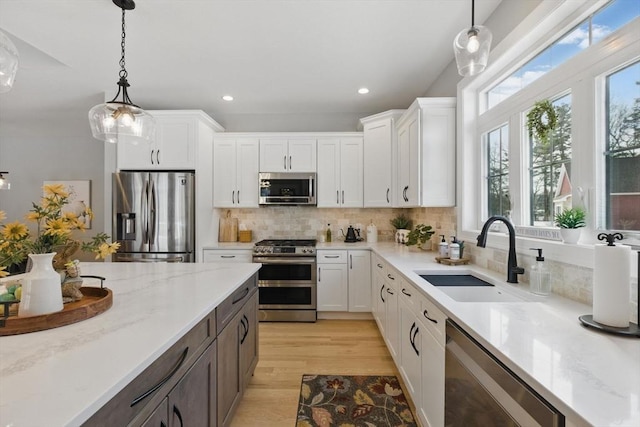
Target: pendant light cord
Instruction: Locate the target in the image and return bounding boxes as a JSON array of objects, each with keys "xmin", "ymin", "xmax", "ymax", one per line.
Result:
[
  {"xmin": 471, "ymin": 0, "xmax": 475, "ymax": 27},
  {"xmin": 119, "ymin": 7, "xmax": 128, "ymax": 79}
]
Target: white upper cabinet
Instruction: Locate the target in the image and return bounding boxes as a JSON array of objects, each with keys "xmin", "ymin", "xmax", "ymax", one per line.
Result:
[
  {"xmin": 117, "ymin": 110, "xmax": 222, "ymax": 170},
  {"xmin": 213, "ymin": 137, "xmax": 259, "ymax": 208},
  {"xmin": 259, "ymin": 138, "xmax": 316, "ymax": 172},
  {"xmin": 317, "ymin": 137, "xmax": 363, "ymax": 208},
  {"xmin": 360, "ymin": 110, "xmax": 404, "ymax": 207},
  {"xmin": 395, "ymin": 98, "xmax": 456, "ymax": 207}
]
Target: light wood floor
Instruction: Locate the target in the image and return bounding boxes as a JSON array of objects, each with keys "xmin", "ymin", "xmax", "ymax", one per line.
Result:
[{"xmin": 230, "ymin": 319, "xmax": 408, "ymax": 427}]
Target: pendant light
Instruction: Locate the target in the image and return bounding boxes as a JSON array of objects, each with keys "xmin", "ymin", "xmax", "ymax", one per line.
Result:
[
  {"xmin": 0, "ymin": 30, "xmax": 19, "ymax": 93},
  {"xmin": 453, "ymin": 0, "xmax": 493, "ymax": 77},
  {"xmin": 88, "ymin": 0, "xmax": 155, "ymax": 144}
]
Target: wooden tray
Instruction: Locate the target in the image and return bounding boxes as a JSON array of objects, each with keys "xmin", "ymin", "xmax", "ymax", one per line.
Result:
[
  {"xmin": 0, "ymin": 287, "xmax": 113, "ymax": 336},
  {"xmin": 435, "ymin": 256, "xmax": 470, "ymax": 266}
]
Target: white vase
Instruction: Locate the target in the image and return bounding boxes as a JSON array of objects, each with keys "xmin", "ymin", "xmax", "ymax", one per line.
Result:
[
  {"xmin": 395, "ymin": 229, "xmax": 410, "ymax": 244},
  {"xmin": 18, "ymin": 253, "xmax": 63, "ymax": 317},
  {"xmin": 560, "ymin": 228, "xmax": 582, "ymax": 244}
]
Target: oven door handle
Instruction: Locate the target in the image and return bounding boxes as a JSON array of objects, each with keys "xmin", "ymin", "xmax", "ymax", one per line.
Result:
[{"xmin": 253, "ymin": 257, "xmax": 316, "ymax": 264}]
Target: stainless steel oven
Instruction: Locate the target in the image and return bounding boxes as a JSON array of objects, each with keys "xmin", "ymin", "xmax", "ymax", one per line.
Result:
[
  {"xmin": 445, "ymin": 320, "xmax": 564, "ymax": 426},
  {"xmin": 253, "ymin": 239, "xmax": 317, "ymax": 322}
]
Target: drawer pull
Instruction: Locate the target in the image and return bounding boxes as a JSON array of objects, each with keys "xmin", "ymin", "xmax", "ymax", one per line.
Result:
[
  {"xmin": 377, "ymin": 263, "xmax": 383, "ymax": 268},
  {"xmin": 410, "ymin": 322, "xmax": 420, "ymax": 356},
  {"xmin": 220, "ymin": 255, "xmax": 236, "ymax": 258},
  {"xmin": 173, "ymin": 404, "xmax": 184, "ymax": 427},
  {"xmin": 232, "ymin": 287, "xmax": 250, "ymax": 304},
  {"xmin": 387, "ymin": 273, "xmax": 395, "ymax": 280},
  {"xmin": 386, "ymin": 288, "xmax": 394, "ymax": 295},
  {"xmin": 324, "ymin": 255, "xmax": 340, "ymax": 258},
  {"xmin": 423, "ymin": 309, "xmax": 438, "ymax": 324},
  {"xmin": 130, "ymin": 347, "xmax": 189, "ymax": 407},
  {"xmin": 380, "ymin": 284, "xmax": 386, "ymax": 303},
  {"xmin": 401, "ymin": 288, "xmax": 412, "ymax": 297},
  {"xmin": 240, "ymin": 314, "xmax": 249, "ymax": 344}
]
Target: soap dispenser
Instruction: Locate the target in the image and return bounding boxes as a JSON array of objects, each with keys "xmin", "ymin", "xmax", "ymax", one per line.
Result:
[
  {"xmin": 529, "ymin": 248, "xmax": 550, "ymax": 295},
  {"xmin": 438, "ymin": 235, "xmax": 448, "ymax": 257},
  {"xmin": 449, "ymin": 236, "xmax": 460, "ymax": 260}
]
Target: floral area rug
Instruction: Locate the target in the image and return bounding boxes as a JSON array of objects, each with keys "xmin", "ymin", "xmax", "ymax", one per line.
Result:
[{"xmin": 296, "ymin": 374, "xmax": 417, "ymax": 427}]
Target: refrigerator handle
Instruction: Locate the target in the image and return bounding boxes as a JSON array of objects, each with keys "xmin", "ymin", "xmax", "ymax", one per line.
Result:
[
  {"xmin": 149, "ymin": 179, "xmax": 158, "ymax": 248},
  {"xmin": 142, "ymin": 179, "xmax": 149, "ymax": 245}
]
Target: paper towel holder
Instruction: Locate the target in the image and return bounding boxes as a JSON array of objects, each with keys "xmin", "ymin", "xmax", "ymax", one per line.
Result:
[{"xmin": 579, "ymin": 250, "xmax": 639, "ymax": 337}]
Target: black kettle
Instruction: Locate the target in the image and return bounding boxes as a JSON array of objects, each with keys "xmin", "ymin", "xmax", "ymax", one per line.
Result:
[{"xmin": 342, "ymin": 226, "xmax": 358, "ymax": 243}]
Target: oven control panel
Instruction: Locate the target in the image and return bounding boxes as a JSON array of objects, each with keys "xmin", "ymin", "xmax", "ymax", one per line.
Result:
[{"xmin": 253, "ymin": 246, "xmax": 315, "ymax": 255}]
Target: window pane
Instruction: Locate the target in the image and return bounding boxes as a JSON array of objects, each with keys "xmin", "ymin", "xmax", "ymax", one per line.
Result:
[
  {"xmin": 487, "ymin": 0, "xmax": 640, "ymax": 110},
  {"xmin": 592, "ymin": 0, "xmax": 640, "ymax": 44},
  {"xmin": 529, "ymin": 95, "xmax": 572, "ymax": 226},
  {"xmin": 606, "ymin": 61, "xmax": 640, "ymax": 231},
  {"xmin": 487, "ymin": 124, "xmax": 510, "ymax": 217}
]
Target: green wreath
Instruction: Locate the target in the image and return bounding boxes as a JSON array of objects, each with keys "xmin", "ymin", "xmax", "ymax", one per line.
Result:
[{"xmin": 526, "ymin": 99, "xmax": 557, "ymax": 142}]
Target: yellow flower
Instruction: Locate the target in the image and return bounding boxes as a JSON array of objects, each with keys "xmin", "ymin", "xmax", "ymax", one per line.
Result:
[
  {"xmin": 44, "ymin": 218, "xmax": 72, "ymax": 237},
  {"xmin": 95, "ymin": 242, "xmax": 120, "ymax": 259},
  {"xmin": 25, "ymin": 211, "xmax": 43, "ymax": 222},
  {"xmin": 62, "ymin": 212, "xmax": 78, "ymax": 222},
  {"xmin": 0, "ymin": 266, "xmax": 8, "ymax": 278},
  {"xmin": 2, "ymin": 221, "xmax": 29, "ymax": 240},
  {"xmin": 75, "ymin": 220, "xmax": 87, "ymax": 231},
  {"xmin": 84, "ymin": 207, "xmax": 94, "ymax": 220},
  {"xmin": 0, "ymin": 210, "xmax": 5, "ymax": 222},
  {"xmin": 43, "ymin": 184, "xmax": 69, "ymax": 198}
]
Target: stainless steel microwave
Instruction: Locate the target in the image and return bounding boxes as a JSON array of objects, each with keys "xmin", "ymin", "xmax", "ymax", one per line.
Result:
[{"xmin": 259, "ymin": 172, "xmax": 316, "ymax": 205}]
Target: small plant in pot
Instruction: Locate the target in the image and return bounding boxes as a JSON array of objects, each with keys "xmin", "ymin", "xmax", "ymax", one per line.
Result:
[
  {"xmin": 405, "ymin": 224, "xmax": 435, "ymax": 250},
  {"xmin": 390, "ymin": 214, "xmax": 412, "ymax": 244},
  {"xmin": 554, "ymin": 207, "xmax": 586, "ymax": 244}
]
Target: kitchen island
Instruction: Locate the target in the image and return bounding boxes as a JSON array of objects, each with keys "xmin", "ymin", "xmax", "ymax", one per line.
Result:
[{"xmin": 0, "ymin": 261, "xmax": 261, "ymax": 427}]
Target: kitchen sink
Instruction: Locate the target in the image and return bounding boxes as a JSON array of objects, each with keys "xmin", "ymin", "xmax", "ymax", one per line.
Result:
[{"xmin": 416, "ymin": 273, "xmax": 528, "ymax": 303}]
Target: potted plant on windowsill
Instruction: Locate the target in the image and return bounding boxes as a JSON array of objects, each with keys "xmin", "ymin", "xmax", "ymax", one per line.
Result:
[
  {"xmin": 555, "ymin": 207, "xmax": 586, "ymax": 244},
  {"xmin": 390, "ymin": 214, "xmax": 411, "ymax": 244},
  {"xmin": 405, "ymin": 224, "xmax": 435, "ymax": 250}
]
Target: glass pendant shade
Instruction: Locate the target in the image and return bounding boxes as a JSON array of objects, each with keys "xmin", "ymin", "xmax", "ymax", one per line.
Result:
[
  {"xmin": 0, "ymin": 30, "xmax": 19, "ymax": 94},
  {"xmin": 454, "ymin": 25, "xmax": 492, "ymax": 77},
  {"xmin": 88, "ymin": 100, "xmax": 156, "ymax": 144}
]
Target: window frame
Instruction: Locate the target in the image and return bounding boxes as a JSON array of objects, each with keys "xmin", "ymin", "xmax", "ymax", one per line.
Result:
[{"xmin": 457, "ymin": 1, "xmax": 640, "ymax": 269}]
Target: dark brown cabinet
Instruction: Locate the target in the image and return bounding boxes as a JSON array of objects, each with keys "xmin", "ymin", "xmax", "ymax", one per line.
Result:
[{"xmin": 217, "ymin": 282, "xmax": 259, "ymax": 427}]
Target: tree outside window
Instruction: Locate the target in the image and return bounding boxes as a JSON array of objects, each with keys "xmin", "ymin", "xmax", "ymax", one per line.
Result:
[
  {"xmin": 487, "ymin": 124, "xmax": 510, "ymax": 218},
  {"xmin": 528, "ymin": 95, "xmax": 572, "ymax": 226},
  {"xmin": 606, "ymin": 61, "xmax": 640, "ymax": 231}
]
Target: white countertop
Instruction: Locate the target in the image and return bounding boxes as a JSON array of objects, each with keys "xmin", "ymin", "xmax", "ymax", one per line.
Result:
[
  {"xmin": 365, "ymin": 242, "xmax": 639, "ymax": 427},
  {"xmin": 0, "ymin": 262, "xmax": 261, "ymax": 427}
]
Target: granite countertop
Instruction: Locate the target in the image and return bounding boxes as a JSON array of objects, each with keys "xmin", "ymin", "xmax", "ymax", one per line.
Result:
[
  {"xmin": 0, "ymin": 262, "xmax": 261, "ymax": 427},
  {"xmin": 367, "ymin": 242, "xmax": 639, "ymax": 427}
]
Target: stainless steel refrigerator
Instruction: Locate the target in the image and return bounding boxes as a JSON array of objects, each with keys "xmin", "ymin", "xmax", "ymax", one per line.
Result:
[{"xmin": 112, "ymin": 171, "xmax": 195, "ymax": 262}]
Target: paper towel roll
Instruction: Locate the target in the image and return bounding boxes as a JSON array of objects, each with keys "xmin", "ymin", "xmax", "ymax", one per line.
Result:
[{"xmin": 593, "ymin": 244, "xmax": 631, "ymax": 327}]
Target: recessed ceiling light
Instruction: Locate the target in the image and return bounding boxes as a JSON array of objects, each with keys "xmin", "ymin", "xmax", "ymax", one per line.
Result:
[
  {"xmin": 358, "ymin": 88, "xmax": 369, "ymax": 95},
  {"xmin": 222, "ymin": 95, "xmax": 234, "ymax": 101}
]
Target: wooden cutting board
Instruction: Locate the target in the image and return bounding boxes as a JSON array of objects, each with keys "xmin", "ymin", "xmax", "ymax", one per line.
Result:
[{"xmin": 219, "ymin": 210, "xmax": 238, "ymax": 242}]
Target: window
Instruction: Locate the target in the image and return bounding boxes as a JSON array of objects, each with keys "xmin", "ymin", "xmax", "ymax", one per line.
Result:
[
  {"xmin": 528, "ymin": 95, "xmax": 572, "ymax": 226},
  {"xmin": 487, "ymin": 0, "xmax": 640, "ymax": 109},
  {"xmin": 605, "ymin": 61, "xmax": 640, "ymax": 231},
  {"xmin": 486, "ymin": 124, "xmax": 510, "ymax": 217}
]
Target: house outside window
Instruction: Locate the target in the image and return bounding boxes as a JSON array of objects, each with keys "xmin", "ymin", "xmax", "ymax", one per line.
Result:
[{"xmin": 605, "ymin": 61, "xmax": 640, "ymax": 231}]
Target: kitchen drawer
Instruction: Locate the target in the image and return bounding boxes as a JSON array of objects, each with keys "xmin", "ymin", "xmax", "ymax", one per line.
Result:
[
  {"xmin": 372, "ymin": 253, "xmax": 388, "ymax": 277},
  {"xmin": 85, "ymin": 311, "xmax": 216, "ymax": 427},
  {"xmin": 203, "ymin": 249, "xmax": 252, "ymax": 263},
  {"xmin": 398, "ymin": 278, "xmax": 420, "ymax": 315},
  {"xmin": 419, "ymin": 296, "xmax": 447, "ymax": 346},
  {"xmin": 317, "ymin": 250, "xmax": 347, "ymax": 264},
  {"xmin": 216, "ymin": 275, "xmax": 258, "ymax": 335}
]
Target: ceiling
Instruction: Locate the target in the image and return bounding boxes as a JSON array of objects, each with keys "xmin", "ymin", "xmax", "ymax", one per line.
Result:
[{"xmin": 0, "ymin": 0, "xmax": 503, "ymax": 130}]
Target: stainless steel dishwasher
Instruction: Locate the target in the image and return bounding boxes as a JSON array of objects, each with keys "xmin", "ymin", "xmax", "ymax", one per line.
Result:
[{"xmin": 445, "ymin": 320, "xmax": 565, "ymax": 427}]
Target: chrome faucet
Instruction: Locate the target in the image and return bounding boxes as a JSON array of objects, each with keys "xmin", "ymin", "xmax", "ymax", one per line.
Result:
[{"xmin": 477, "ymin": 215, "xmax": 525, "ymax": 283}]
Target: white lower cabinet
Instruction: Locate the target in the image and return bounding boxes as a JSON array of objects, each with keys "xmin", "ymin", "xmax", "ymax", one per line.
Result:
[
  {"xmin": 372, "ymin": 255, "xmax": 447, "ymax": 427},
  {"xmin": 202, "ymin": 249, "xmax": 253, "ymax": 263},
  {"xmin": 317, "ymin": 250, "xmax": 371, "ymax": 312}
]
